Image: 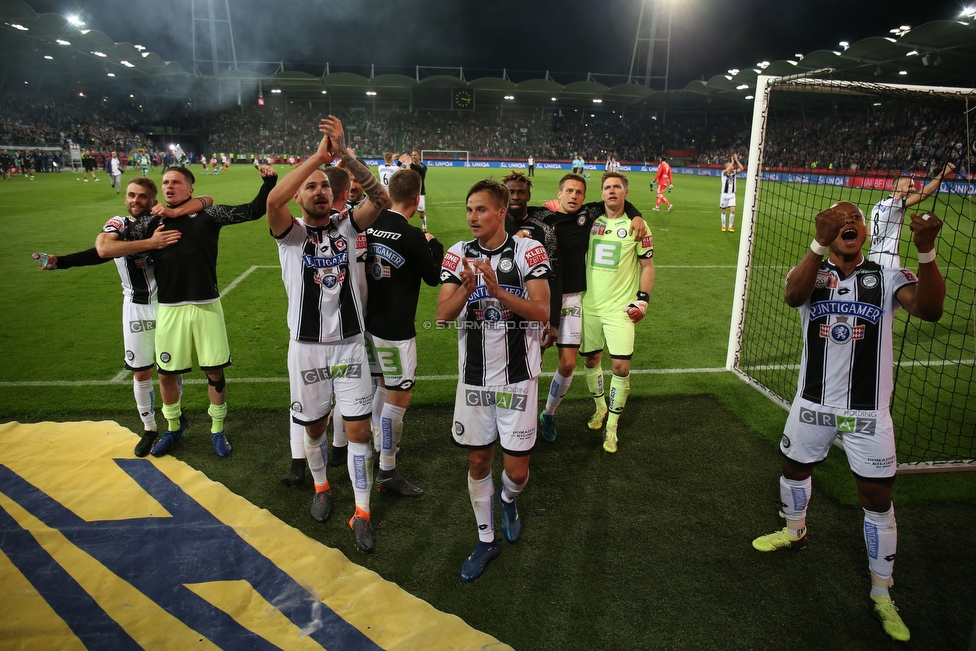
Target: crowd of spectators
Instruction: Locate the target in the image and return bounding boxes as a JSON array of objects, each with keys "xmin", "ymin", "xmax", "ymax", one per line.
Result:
[{"xmin": 1, "ymin": 90, "xmax": 970, "ymax": 178}]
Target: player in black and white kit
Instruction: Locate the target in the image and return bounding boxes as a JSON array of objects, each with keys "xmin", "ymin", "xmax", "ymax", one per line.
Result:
[
  {"xmin": 437, "ymin": 178, "xmax": 551, "ymax": 582},
  {"xmin": 0, "ymin": 149, "xmax": 13, "ymax": 180},
  {"xmin": 267, "ymin": 117, "xmax": 390, "ymax": 554},
  {"xmin": 868, "ymin": 162, "xmax": 953, "ymax": 268},
  {"xmin": 752, "ymin": 201, "xmax": 946, "ymax": 643},
  {"xmin": 377, "ymin": 152, "xmax": 399, "ymax": 188},
  {"xmin": 147, "ymin": 164, "xmax": 278, "ymax": 459},
  {"xmin": 33, "ymin": 178, "xmax": 211, "ymax": 455},
  {"xmin": 408, "ymin": 150, "xmax": 429, "ymax": 233},
  {"xmin": 365, "ymin": 168, "xmax": 443, "ymax": 497},
  {"xmin": 719, "ymin": 153, "xmax": 743, "ymax": 232}
]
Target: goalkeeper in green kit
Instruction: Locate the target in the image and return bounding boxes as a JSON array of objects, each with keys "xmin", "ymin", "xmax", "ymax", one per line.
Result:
[{"xmin": 581, "ymin": 172, "xmax": 654, "ymax": 453}]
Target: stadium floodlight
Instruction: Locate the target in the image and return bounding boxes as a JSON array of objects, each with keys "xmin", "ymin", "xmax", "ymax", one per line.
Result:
[
  {"xmin": 10, "ymin": 23, "xmax": 28, "ymax": 30},
  {"xmin": 551, "ymin": 97, "xmax": 557, "ymax": 101},
  {"xmin": 67, "ymin": 15, "xmax": 85, "ymax": 26},
  {"xmin": 839, "ymin": 41, "xmax": 849, "ymax": 49},
  {"xmin": 56, "ymin": 39, "xmax": 70, "ymax": 46},
  {"xmin": 906, "ymin": 50, "xmax": 918, "ymax": 56},
  {"xmin": 141, "ymin": 52, "xmax": 150, "ymax": 58},
  {"xmin": 592, "ymin": 98, "xmax": 603, "ymax": 103},
  {"xmin": 106, "ymin": 73, "xmax": 115, "ymax": 77},
  {"xmin": 134, "ymin": 45, "xmax": 145, "ymax": 51},
  {"xmin": 504, "ymin": 95, "xmax": 514, "ymax": 100},
  {"xmin": 787, "ymin": 60, "xmax": 798, "ymax": 66},
  {"xmin": 962, "ymin": 6, "xmax": 976, "ymax": 18},
  {"xmin": 321, "ymin": 90, "xmax": 327, "ymax": 94},
  {"xmin": 91, "ymin": 51, "xmax": 107, "ymax": 57},
  {"xmin": 44, "ymin": 55, "xmax": 53, "ymax": 60},
  {"xmin": 898, "ymin": 70, "xmax": 908, "ymax": 75},
  {"xmin": 366, "ymin": 91, "xmax": 376, "ymax": 96},
  {"xmin": 120, "ymin": 61, "xmax": 135, "ymax": 68},
  {"xmin": 794, "ymin": 54, "xmax": 803, "ymax": 59},
  {"xmin": 744, "ymin": 95, "xmax": 754, "ymax": 100},
  {"xmin": 271, "ymin": 88, "xmax": 282, "ymax": 93},
  {"xmin": 728, "ymin": 68, "xmax": 740, "ymax": 75},
  {"xmin": 757, "ymin": 61, "xmax": 770, "ymax": 69},
  {"xmin": 129, "ymin": 94, "xmax": 134, "ymax": 98},
  {"xmin": 736, "ymin": 84, "xmax": 749, "ymax": 90}
]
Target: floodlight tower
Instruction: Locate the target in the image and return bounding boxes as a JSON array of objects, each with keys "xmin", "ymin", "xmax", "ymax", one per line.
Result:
[
  {"xmin": 191, "ymin": 0, "xmax": 239, "ymax": 75},
  {"xmin": 627, "ymin": 0, "xmax": 672, "ymax": 90}
]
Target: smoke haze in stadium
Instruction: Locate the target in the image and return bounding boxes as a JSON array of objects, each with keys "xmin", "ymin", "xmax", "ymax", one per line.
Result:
[{"xmin": 29, "ymin": 0, "xmax": 951, "ymax": 85}]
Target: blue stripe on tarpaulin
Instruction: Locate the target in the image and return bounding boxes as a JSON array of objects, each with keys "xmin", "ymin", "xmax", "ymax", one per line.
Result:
[
  {"xmin": 0, "ymin": 462, "xmax": 379, "ymax": 651},
  {"xmin": 0, "ymin": 499, "xmax": 143, "ymax": 650},
  {"xmin": 0, "ymin": 421, "xmax": 510, "ymax": 651}
]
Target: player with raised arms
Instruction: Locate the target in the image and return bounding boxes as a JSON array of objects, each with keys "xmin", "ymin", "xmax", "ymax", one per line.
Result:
[
  {"xmin": 266, "ymin": 116, "xmax": 389, "ymax": 554},
  {"xmin": 752, "ymin": 201, "xmax": 946, "ymax": 642}
]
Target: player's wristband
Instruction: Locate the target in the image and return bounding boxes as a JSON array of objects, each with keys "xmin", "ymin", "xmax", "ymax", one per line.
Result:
[
  {"xmin": 810, "ymin": 240, "xmax": 828, "ymax": 256},
  {"xmin": 917, "ymin": 249, "xmax": 937, "ymax": 264},
  {"xmin": 636, "ymin": 291, "xmax": 650, "ymax": 302}
]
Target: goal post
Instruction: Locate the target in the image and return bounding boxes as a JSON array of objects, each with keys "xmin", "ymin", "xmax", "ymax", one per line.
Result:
[
  {"xmin": 420, "ymin": 149, "xmax": 469, "ymax": 167},
  {"xmin": 729, "ymin": 74, "xmax": 976, "ymax": 472}
]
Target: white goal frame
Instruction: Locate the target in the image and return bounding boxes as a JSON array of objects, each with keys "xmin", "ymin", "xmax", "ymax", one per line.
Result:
[
  {"xmin": 420, "ymin": 149, "xmax": 469, "ymax": 166},
  {"xmin": 726, "ymin": 74, "xmax": 976, "ymax": 473}
]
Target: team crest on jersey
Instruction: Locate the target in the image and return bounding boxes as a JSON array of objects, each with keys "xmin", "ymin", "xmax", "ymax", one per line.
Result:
[
  {"xmin": 815, "ymin": 271, "xmax": 839, "ymax": 289},
  {"xmin": 319, "ymin": 274, "xmax": 338, "ymax": 288},
  {"xmin": 369, "ymin": 261, "xmax": 390, "ymax": 280},
  {"xmin": 859, "ymin": 274, "xmax": 879, "ymax": 289},
  {"xmin": 498, "ymin": 258, "xmax": 514, "ymax": 273},
  {"xmin": 160, "ymin": 352, "xmax": 171, "ymax": 363},
  {"xmin": 482, "ymin": 306, "xmax": 503, "ymax": 322},
  {"xmin": 781, "ymin": 435, "xmax": 791, "ymax": 449},
  {"xmin": 820, "ymin": 317, "xmax": 864, "ymax": 344},
  {"xmin": 525, "ymin": 245, "xmax": 548, "ymax": 267},
  {"xmin": 577, "ymin": 215, "xmax": 587, "ymax": 226},
  {"xmin": 442, "ymin": 252, "xmax": 461, "ymax": 272},
  {"xmin": 616, "ymin": 228, "xmax": 628, "ymax": 238},
  {"xmin": 292, "ymin": 401, "xmax": 302, "ymax": 412},
  {"xmin": 453, "ymin": 421, "xmax": 465, "ymax": 437}
]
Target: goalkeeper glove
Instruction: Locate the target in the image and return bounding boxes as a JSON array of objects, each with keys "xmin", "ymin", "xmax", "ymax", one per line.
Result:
[
  {"xmin": 622, "ymin": 291, "xmax": 649, "ymax": 323},
  {"xmin": 667, "ymin": 184, "xmax": 673, "ymax": 193}
]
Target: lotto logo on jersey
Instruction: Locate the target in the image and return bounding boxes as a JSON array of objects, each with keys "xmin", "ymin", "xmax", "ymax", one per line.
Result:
[
  {"xmin": 464, "ymin": 390, "xmax": 528, "ymax": 411},
  {"xmin": 525, "ymin": 246, "xmax": 548, "ymax": 267},
  {"xmin": 590, "ymin": 241, "xmax": 621, "ymax": 267},
  {"xmin": 128, "ymin": 319, "xmax": 156, "ymax": 333},
  {"xmin": 442, "ymin": 252, "xmax": 461, "ymax": 272}
]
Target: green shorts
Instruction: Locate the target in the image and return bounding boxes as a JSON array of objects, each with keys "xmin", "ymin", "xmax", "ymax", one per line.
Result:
[
  {"xmin": 155, "ymin": 301, "xmax": 231, "ymax": 374},
  {"xmin": 581, "ymin": 309, "xmax": 635, "ymax": 359}
]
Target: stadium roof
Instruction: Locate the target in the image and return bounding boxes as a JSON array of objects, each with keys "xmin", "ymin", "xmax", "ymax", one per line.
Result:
[{"xmin": 3, "ymin": 0, "xmax": 976, "ymax": 111}]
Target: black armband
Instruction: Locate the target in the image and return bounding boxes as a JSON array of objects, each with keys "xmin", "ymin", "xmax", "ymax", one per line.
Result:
[{"xmin": 636, "ymin": 291, "xmax": 649, "ymax": 302}]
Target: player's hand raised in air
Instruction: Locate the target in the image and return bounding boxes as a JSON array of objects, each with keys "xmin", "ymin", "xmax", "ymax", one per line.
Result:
[
  {"xmin": 258, "ymin": 164, "xmax": 277, "ymax": 178},
  {"xmin": 908, "ymin": 212, "xmax": 942, "ymax": 252}
]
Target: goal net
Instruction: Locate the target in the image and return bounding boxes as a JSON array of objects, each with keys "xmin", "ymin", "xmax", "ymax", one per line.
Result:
[
  {"xmin": 420, "ymin": 149, "xmax": 469, "ymax": 166},
  {"xmin": 729, "ymin": 74, "xmax": 976, "ymax": 472}
]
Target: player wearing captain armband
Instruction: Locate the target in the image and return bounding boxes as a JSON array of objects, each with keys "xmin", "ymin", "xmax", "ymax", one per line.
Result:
[
  {"xmin": 437, "ymin": 178, "xmax": 551, "ymax": 582},
  {"xmin": 580, "ymin": 172, "xmax": 654, "ymax": 454},
  {"xmin": 752, "ymin": 201, "xmax": 946, "ymax": 643}
]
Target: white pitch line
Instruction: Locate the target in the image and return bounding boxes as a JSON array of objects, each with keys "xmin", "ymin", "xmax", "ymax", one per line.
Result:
[
  {"xmin": 221, "ymin": 265, "xmax": 279, "ymax": 297},
  {"xmin": 0, "ymin": 366, "xmax": 729, "ymax": 388}
]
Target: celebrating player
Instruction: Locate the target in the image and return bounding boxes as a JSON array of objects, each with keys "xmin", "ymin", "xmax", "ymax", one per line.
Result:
[
  {"xmin": 33, "ymin": 178, "xmax": 212, "ymax": 456},
  {"xmin": 719, "ymin": 153, "xmax": 744, "ymax": 232},
  {"xmin": 378, "ymin": 152, "xmax": 399, "ymax": 188},
  {"xmin": 752, "ymin": 201, "xmax": 946, "ymax": 642},
  {"xmin": 437, "ymin": 178, "xmax": 551, "ymax": 581},
  {"xmin": 266, "ymin": 117, "xmax": 389, "ymax": 554},
  {"xmin": 365, "ymin": 168, "xmax": 444, "ymax": 497},
  {"xmin": 148, "ymin": 164, "xmax": 279, "ymax": 459},
  {"xmin": 581, "ymin": 172, "xmax": 654, "ymax": 453},
  {"xmin": 868, "ymin": 162, "xmax": 953, "ymax": 267},
  {"xmin": 651, "ymin": 156, "xmax": 673, "ymax": 212}
]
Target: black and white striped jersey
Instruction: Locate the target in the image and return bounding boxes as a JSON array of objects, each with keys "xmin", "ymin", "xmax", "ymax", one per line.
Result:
[
  {"xmin": 274, "ymin": 209, "xmax": 365, "ymax": 343},
  {"xmin": 792, "ymin": 258, "xmax": 917, "ymax": 410},
  {"xmin": 441, "ymin": 236, "xmax": 551, "ymax": 386},
  {"xmin": 101, "ymin": 215, "xmax": 156, "ymax": 305},
  {"xmin": 721, "ymin": 170, "xmax": 737, "ymax": 195}
]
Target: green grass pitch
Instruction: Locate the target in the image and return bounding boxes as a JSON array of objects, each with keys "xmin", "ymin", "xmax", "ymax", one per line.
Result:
[{"xmin": 1, "ymin": 165, "xmax": 973, "ymax": 650}]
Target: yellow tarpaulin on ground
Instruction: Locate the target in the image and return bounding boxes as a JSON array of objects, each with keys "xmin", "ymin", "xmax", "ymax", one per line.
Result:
[{"xmin": 0, "ymin": 421, "xmax": 510, "ymax": 651}]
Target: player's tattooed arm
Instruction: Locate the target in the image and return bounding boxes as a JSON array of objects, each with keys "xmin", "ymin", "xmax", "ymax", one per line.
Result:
[{"xmin": 322, "ymin": 116, "xmax": 389, "ymax": 222}]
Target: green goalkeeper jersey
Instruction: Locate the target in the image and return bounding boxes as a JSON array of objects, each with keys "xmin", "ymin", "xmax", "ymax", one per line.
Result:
[{"xmin": 581, "ymin": 214, "xmax": 653, "ymax": 314}]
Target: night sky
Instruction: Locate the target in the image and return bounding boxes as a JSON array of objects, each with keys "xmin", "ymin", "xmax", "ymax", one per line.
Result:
[{"xmin": 25, "ymin": 0, "xmax": 960, "ymax": 86}]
